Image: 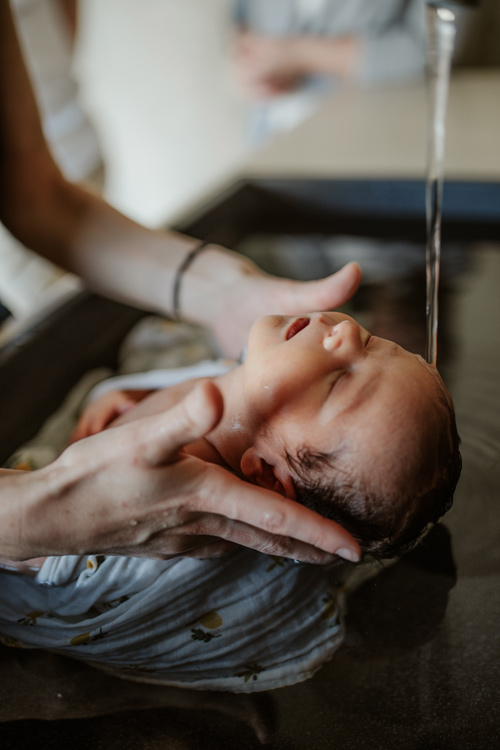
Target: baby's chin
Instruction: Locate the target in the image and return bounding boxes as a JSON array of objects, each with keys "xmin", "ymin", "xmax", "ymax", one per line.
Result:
[{"xmin": 247, "ymin": 314, "xmax": 288, "ymax": 347}]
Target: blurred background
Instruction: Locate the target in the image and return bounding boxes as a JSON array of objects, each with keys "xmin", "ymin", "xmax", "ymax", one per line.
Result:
[
  {"xmin": 50, "ymin": 0, "xmax": 500, "ymax": 225},
  {"xmin": 75, "ymin": 0, "xmax": 248, "ymax": 227},
  {"xmin": 1, "ymin": 0, "xmax": 499, "ymax": 327}
]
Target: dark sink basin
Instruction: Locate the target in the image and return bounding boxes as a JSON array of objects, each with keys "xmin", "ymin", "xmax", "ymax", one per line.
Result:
[{"xmin": 1, "ymin": 178, "xmax": 499, "ymax": 749}]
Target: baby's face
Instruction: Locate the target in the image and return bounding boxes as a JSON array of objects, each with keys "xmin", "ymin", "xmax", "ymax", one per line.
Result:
[{"xmin": 242, "ymin": 312, "xmax": 444, "ymax": 493}]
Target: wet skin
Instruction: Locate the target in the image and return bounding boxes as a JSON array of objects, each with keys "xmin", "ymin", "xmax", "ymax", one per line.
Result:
[{"xmin": 240, "ymin": 312, "xmax": 445, "ymax": 495}]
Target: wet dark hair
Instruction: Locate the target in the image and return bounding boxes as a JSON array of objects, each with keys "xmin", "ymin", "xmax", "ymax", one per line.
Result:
[{"xmin": 287, "ymin": 388, "xmax": 462, "ymax": 560}]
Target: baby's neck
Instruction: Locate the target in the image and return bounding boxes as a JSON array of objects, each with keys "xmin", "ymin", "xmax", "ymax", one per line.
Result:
[{"xmin": 185, "ymin": 366, "xmax": 253, "ymax": 477}]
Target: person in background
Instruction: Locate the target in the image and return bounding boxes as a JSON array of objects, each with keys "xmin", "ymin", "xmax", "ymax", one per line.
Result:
[{"xmin": 232, "ymin": 0, "xmax": 427, "ymax": 142}]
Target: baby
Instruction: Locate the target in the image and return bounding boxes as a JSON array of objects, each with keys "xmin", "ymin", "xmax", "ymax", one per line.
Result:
[
  {"xmin": 71, "ymin": 310, "xmax": 462, "ymax": 561},
  {"xmin": 0, "ymin": 311, "xmax": 461, "ymax": 686},
  {"xmin": 0, "ymin": 310, "xmax": 460, "ymax": 574}
]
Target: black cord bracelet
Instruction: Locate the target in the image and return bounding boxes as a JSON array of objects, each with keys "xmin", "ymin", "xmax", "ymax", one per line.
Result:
[{"xmin": 171, "ymin": 240, "xmax": 210, "ymax": 320}]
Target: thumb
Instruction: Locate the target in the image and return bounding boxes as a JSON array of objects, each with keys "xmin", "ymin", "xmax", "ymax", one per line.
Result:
[
  {"xmin": 289, "ymin": 262, "xmax": 362, "ymax": 311},
  {"xmin": 142, "ymin": 381, "xmax": 224, "ymax": 466}
]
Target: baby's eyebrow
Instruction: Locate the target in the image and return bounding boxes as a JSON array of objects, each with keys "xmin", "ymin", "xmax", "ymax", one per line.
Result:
[
  {"xmin": 326, "ymin": 374, "xmax": 379, "ymax": 418},
  {"xmin": 368, "ymin": 336, "xmax": 403, "ymax": 355}
]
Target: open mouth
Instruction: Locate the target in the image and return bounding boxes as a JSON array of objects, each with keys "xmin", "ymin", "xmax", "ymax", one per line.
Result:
[{"xmin": 286, "ymin": 317, "xmax": 310, "ymax": 340}]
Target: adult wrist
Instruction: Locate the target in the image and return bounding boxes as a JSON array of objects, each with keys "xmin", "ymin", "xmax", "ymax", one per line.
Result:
[
  {"xmin": 177, "ymin": 243, "xmax": 260, "ymax": 327},
  {"xmin": 0, "ymin": 468, "xmax": 47, "ymax": 559},
  {"xmin": 0, "ymin": 459, "xmax": 80, "ymax": 560},
  {"xmin": 171, "ymin": 240, "xmax": 210, "ymax": 320}
]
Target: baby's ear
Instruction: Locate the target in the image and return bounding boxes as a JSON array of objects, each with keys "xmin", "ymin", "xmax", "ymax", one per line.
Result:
[{"xmin": 240, "ymin": 447, "xmax": 296, "ymax": 499}]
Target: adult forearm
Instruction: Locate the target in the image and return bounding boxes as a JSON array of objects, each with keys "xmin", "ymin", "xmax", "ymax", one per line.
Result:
[
  {"xmin": 3, "ymin": 148, "xmax": 271, "ymax": 344},
  {"xmin": 2, "ymin": 150, "xmax": 202, "ymax": 317},
  {"xmin": 42, "ymin": 185, "xmax": 258, "ymax": 327},
  {"xmin": 27, "ymin": 180, "xmax": 201, "ymax": 318}
]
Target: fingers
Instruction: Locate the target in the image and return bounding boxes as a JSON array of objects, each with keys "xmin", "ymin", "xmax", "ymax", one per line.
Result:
[
  {"xmin": 70, "ymin": 392, "xmax": 136, "ymax": 443},
  {"xmin": 189, "ymin": 534, "xmax": 334, "ymax": 564},
  {"xmin": 137, "ymin": 508, "xmax": 353, "ymax": 564},
  {"xmin": 180, "ymin": 540, "xmax": 239, "ymax": 559},
  {"xmin": 107, "ymin": 533, "xmax": 237, "ymax": 560},
  {"xmin": 328, "ymin": 261, "xmax": 363, "ymax": 304},
  {"xmin": 141, "ymin": 381, "xmax": 224, "ymax": 466},
  {"xmin": 194, "ymin": 467, "xmax": 361, "ymax": 562},
  {"xmin": 212, "ymin": 521, "xmax": 340, "ymax": 564},
  {"xmin": 180, "ymin": 512, "xmax": 350, "ymax": 565}
]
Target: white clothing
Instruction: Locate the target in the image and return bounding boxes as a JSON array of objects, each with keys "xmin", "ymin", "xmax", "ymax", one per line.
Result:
[{"xmin": 0, "ymin": 550, "xmax": 344, "ymax": 692}]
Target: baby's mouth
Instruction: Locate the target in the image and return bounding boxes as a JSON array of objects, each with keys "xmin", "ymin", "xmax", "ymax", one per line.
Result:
[{"xmin": 286, "ymin": 317, "xmax": 310, "ymax": 340}]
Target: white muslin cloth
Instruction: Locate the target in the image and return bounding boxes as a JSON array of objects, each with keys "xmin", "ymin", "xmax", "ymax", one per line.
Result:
[{"xmin": 0, "ymin": 550, "xmax": 344, "ymax": 693}]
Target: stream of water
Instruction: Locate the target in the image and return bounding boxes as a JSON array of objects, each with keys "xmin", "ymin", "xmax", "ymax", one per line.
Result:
[{"xmin": 424, "ymin": 4, "xmax": 457, "ymax": 365}]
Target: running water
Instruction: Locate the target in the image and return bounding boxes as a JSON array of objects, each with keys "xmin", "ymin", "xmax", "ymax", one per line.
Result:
[{"xmin": 424, "ymin": 4, "xmax": 457, "ymax": 365}]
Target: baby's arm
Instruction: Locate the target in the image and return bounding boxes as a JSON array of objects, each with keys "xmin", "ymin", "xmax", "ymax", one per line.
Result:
[
  {"xmin": 70, "ymin": 389, "xmax": 152, "ymax": 443},
  {"xmin": 71, "ymin": 378, "xmax": 203, "ymax": 442}
]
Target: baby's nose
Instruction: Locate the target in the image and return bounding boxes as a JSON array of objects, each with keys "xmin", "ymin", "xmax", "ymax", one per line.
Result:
[{"xmin": 323, "ymin": 320, "xmax": 363, "ymax": 359}]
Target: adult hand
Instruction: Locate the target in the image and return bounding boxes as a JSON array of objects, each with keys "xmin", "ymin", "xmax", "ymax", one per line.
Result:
[
  {"xmin": 233, "ymin": 31, "xmax": 305, "ymax": 99},
  {"xmin": 184, "ymin": 246, "xmax": 362, "ymax": 358},
  {"xmin": 232, "ymin": 31, "xmax": 360, "ymax": 100},
  {"xmin": 19, "ymin": 382, "xmax": 360, "ymax": 564}
]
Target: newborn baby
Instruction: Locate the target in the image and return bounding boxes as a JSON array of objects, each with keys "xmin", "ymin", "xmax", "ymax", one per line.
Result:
[
  {"xmin": 0, "ymin": 311, "xmax": 461, "ymax": 684},
  {"xmin": 1, "ymin": 310, "xmax": 461, "ymax": 573},
  {"xmin": 73, "ymin": 310, "xmax": 462, "ymax": 560}
]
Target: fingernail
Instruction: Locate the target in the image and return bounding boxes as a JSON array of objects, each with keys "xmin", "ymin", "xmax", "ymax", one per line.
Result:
[{"xmin": 336, "ymin": 547, "xmax": 360, "ymax": 563}]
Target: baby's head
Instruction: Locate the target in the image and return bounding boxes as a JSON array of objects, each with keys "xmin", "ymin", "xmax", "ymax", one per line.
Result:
[{"xmin": 239, "ymin": 312, "xmax": 461, "ymax": 559}]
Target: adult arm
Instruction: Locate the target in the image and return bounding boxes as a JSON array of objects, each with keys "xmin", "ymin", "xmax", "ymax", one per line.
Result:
[
  {"xmin": 0, "ymin": 382, "xmax": 360, "ymax": 564},
  {"xmin": 0, "ymin": 1, "xmax": 361, "ymax": 358}
]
